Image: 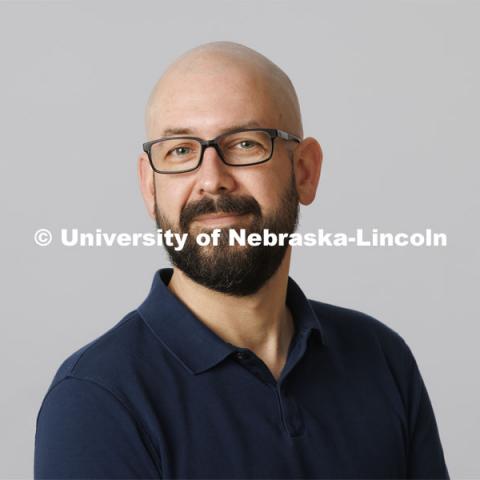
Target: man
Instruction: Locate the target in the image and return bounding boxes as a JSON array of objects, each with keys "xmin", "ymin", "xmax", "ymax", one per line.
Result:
[{"xmin": 34, "ymin": 42, "xmax": 449, "ymax": 478}]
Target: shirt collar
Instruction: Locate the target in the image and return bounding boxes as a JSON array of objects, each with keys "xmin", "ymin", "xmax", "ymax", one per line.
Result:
[{"xmin": 137, "ymin": 268, "xmax": 327, "ymax": 375}]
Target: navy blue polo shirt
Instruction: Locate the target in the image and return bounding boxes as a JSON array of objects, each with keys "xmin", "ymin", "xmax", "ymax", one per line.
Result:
[{"xmin": 34, "ymin": 268, "xmax": 449, "ymax": 479}]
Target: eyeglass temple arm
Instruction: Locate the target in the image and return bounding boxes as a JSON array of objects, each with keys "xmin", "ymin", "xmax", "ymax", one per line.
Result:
[{"xmin": 276, "ymin": 129, "xmax": 302, "ymax": 143}]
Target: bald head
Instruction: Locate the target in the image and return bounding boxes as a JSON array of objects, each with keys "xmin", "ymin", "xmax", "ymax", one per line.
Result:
[{"xmin": 144, "ymin": 41, "xmax": 303, "ymax": 140}]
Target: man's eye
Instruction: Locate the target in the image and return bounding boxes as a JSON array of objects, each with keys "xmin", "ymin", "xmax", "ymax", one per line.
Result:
[
  {"xmin": 236, "ymin": 140, "xmax": 259, "ymax": 149},
  {"xmin": 168, "ymin": 146, "xmax": 191, "ymax": 156}
]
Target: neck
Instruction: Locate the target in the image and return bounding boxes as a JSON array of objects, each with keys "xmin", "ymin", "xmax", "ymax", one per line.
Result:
[{"xmin": 167, "ymin": 248, "xmax": 295, "ymax": 380}]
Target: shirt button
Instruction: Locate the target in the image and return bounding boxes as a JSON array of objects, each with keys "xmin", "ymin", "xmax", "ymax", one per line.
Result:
[{"xmin": 236, "ymin": 351, "xmax": 249, "ymax": 360}]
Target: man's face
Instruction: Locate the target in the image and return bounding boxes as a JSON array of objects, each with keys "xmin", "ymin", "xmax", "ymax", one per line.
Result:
[{"xmin": 146, "ymin": 61, "xmax": 301, "ymax": 296}]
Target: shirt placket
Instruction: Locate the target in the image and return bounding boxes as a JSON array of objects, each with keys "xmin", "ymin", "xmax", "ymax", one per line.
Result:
[{"xmin": 233, "ymin": 329, "xmax": 308, "ymax": 438}]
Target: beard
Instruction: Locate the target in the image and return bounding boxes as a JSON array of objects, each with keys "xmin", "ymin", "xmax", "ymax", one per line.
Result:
[{"xmin": 154, "ymin": 169, "xmax": 299, "ymax": 297}]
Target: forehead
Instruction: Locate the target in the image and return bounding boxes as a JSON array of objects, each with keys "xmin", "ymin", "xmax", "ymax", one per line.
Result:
[{"xmin": 147, "ymin": 68, "xmax": 281, "ymax": 139}]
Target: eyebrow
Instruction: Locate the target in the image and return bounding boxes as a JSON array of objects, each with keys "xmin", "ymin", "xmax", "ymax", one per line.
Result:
[{"xmin": 161, "ymin": 121, "xmax": 263, "ymax": 137}]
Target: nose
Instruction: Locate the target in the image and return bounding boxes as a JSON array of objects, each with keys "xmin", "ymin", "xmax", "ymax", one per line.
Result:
[{"xmin": 195, "ymin": 145, "xmax": 237, "ymax": 195}]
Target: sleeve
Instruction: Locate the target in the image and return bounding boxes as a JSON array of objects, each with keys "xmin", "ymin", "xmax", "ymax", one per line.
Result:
[
  {"xmin": 404, "ymin": 344, "xmax": 450, "ymax": 479},
  {"xmin": 34, "ymin": 376, "xmax": 162, "ymax": 479}
]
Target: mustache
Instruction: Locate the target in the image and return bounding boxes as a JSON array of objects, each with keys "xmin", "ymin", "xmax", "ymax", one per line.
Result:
[{"xmin": 180, "ymin": 194, "xmax": 262, "ymax": 231}]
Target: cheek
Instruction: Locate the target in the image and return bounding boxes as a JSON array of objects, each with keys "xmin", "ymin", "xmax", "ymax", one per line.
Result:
[
  {"xmin": 245, "ymin": 173, "xmax": 284, "ymax": 215},
  {"xmin": 155, "ymin": 180, "xmax": 188, "ymax": 222}
]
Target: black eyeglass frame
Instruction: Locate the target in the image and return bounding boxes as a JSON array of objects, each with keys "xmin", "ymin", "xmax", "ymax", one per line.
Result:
[{"xmin": 142, "ymin": 127, "xmax": 302, "ymax": 174}]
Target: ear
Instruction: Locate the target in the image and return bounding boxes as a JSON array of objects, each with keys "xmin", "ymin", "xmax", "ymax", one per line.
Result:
[
  {"xmin": 137, "ymin": 153, "xmax": 156, "ymax": 221},
  {"xmin": 292, "ymin": 137, "xmax": 323, "ymax": 206}
]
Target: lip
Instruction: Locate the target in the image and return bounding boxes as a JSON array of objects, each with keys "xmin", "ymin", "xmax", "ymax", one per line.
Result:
[{"xmin": 193, "ymin": 213, "xmax": 246, "ymax": 225}]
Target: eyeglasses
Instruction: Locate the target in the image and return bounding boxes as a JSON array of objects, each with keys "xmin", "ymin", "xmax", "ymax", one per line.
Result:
[{"xmin": 142, "ymin": 127, "xmax": 302, "ymax": 174}]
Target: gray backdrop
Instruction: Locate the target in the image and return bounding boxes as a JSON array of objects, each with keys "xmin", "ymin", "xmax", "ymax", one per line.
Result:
[{"xmin": 1, "ymin": 0, "xmax": 478, "ymax": 477}]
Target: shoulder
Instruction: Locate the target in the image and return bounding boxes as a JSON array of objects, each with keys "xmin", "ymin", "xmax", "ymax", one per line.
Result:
[
  {"xmin": 308, "ymin": 299, "xmax": 414, "ymax": 366},
  {"xmin": 47, "ymin": 309, "xmax": 150, "ymax": 392},
  {"xmin": 309, "ymin": 298, "xmax": 405, "ymax": 341},
  {"xmin": 36, "ymin": 310, "xmax": 150, "ymax": 449}
]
